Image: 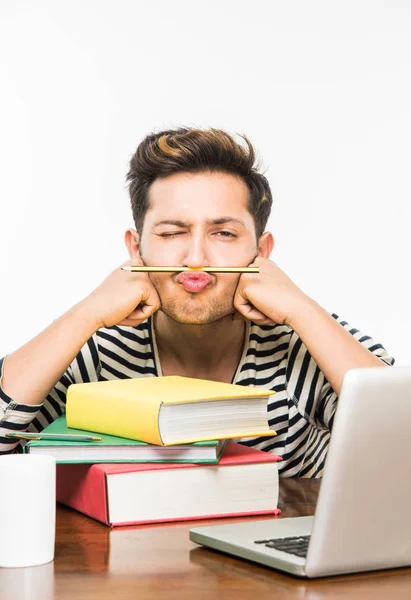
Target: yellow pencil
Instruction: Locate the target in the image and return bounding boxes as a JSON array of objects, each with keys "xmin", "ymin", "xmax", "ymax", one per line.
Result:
[{"xmin": 121, "ymin": 266, "xmax": 259, "ymax": 273}]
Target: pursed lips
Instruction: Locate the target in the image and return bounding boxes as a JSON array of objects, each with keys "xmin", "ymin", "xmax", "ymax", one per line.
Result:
[{"xmin": 175, "ymin": 271, "xmax": 213, "ymax": 293}]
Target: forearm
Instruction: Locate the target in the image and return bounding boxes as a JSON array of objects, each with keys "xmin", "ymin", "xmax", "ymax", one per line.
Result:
[
  {"xmin": 288, "ymin": 298, "xmax": 387, "ymax": 396},
  {"xmin": 1, "ymin": 300, "xmax": 100, "ymax": 406}
]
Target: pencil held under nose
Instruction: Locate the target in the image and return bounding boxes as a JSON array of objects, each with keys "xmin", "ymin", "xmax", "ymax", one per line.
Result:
[{"xmin": 121, "ymin": 266, "xmax": 259, "ymax": 273}]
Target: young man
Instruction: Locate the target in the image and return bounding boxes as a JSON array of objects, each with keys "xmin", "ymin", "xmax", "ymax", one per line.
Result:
[{"xmin": 0, "ymin": 128, "xmax": 393, "ymax": 476}]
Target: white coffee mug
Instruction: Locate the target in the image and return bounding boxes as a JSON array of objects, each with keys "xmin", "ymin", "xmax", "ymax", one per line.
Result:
[
  {"xmin": 0, "ymin": 561, "xmax": 54, "ymax": 600},
  {"xmin": 0, "ymin": 455, "xmax": 56, "ymax": 568}
]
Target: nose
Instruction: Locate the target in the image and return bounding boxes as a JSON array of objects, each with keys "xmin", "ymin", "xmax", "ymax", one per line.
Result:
[{"xmin": 182, "ymin": 233, "xmax": 209, "ymax": 269}]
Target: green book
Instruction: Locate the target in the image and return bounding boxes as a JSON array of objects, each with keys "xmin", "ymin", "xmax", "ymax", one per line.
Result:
[{"xmin": 23, "ymin": 415, "xmax": 227, "ymax": 464}]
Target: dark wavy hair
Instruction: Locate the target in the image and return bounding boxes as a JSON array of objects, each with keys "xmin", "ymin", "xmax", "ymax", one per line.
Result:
[{"xmin": 126, "ymin": 127, "xmax": 273, "ymax": 238}]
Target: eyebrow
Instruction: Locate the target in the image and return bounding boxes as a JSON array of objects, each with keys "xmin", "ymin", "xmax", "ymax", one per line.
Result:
[{"xmin": 153, "ymin": 217, "xmax": 246, "ymax": 228}]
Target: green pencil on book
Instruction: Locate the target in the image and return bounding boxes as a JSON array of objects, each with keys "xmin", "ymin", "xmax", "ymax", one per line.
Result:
[
  {"xmin": 6, "ymin": 431, "xmax": 102, "ymax": 442},
  {"xmin": 21, "ymin": 416, "xmax": 227, "ymax": 464}
]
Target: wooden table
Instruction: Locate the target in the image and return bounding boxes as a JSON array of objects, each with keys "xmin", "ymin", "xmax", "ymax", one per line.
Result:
[{"xmin": 1, "ymin": 478, "xmax": 411, "ymax": 600}]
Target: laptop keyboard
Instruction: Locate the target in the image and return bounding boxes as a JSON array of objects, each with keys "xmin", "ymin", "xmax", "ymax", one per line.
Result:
[{"xmin": 254, "ymin": 535, "xmax": 310, "ymax": 558}]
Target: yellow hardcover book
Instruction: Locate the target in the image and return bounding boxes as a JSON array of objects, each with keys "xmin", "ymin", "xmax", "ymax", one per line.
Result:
[{"xmin": 66, "ymin": 376, "xmax": 276, "ymax": 446}]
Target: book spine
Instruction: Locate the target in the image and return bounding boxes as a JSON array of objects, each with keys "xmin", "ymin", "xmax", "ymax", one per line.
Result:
[
  {"xmin": 66, "ymin": 389, "xmax": 163, "ymax": 445},
  {"xmin": 56, "ymin": 465, "xmax": 110, "ymax": 525}
]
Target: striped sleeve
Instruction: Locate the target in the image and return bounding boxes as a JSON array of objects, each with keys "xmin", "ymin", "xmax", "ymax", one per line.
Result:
[
  {"xmin": 0, "ymin": 357, "xmax": 43, "ymax": 454},
  {"xmin": 285, "ymin": 314, "xmax": 395, "ymax": 431},
  {"xmin": 0, "ymin": 334, "xmax": 101, "ymax": 454}
]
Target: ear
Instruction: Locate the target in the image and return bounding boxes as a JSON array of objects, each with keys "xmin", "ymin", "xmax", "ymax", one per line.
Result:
[
  {"xmin": 257, "ymin": 232, "xmax": 274, "ymax": 259},
  {"xmin": 125, "ymin": 228, "xmax": 141, "ymax": 258}
]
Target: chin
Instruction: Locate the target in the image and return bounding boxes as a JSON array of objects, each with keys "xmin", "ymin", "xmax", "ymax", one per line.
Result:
[{"xmin": 160, "ymin": 305, "xmax": 233, "ymax": 326}]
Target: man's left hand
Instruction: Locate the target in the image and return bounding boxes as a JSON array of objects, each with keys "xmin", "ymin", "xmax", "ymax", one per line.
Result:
[{"xmin": 233, "ymin": 256, "xmax": 309, "ymax": 327}]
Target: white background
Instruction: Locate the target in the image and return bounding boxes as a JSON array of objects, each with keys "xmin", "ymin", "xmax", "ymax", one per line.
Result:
[{"xmin": 0, "ymin": 0, "xmax": 410, "ymax": 364}]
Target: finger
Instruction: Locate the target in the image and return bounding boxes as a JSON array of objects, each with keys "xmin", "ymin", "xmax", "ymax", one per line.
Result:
[
  {"xmin": 118, "ymin": 303, "xmax": 160, "ymax": 327},
  {"xmin": 139, "ymin": 300, "xmax": 161, "ymax": 318},
  {"xmin": 234, "ymin": 301, "xmax": 267, "ymax": 321},
  {"xmin": 244, "ymin": 308, "xmax": 268, "ymax": 321},
  {"xmin": 234, "ymin": 292, "xmax": 275, "ymax": 322},
  {"xmin": 131, "ymin": 302, "xmax": 159, "ymax": 320},
  {"xmin": 253, "ymin": 317, "xmax": 277, "ymax": 326},
  {"xmin": 118, "ymin": 318, "xmax": 143, "ymax": 326},
  {"xmin": 237, "ymin": 309, "xmax": 276, "ymax": 326},
  {"xmin": 136, "ymin": 295, "xmax": 161, "ymax": 316}
]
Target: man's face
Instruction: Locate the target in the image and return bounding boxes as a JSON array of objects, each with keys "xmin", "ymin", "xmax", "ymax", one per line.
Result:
[{"xmin": 138, "ymin": 171, "xmax": 259, "ymax": 325}]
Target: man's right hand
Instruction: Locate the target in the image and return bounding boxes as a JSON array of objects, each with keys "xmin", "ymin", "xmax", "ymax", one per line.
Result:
[
  {"xmin": 0, "ymin": 258, "xmax": 161, "ymax": 408},
  {"xmin": 82, "ymin": 258, "xmax": 161, "ymax": 329}
]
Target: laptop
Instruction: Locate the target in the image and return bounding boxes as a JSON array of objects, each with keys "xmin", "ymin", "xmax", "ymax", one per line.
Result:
[{"xmin": 189, "ymin": 366, "xmax": 411, "ymax": 578}]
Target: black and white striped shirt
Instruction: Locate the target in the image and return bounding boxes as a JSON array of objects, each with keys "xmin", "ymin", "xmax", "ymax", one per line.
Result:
[{"xmin": 0, "ymin": 314, "xmax": 394, "ymax": 476}]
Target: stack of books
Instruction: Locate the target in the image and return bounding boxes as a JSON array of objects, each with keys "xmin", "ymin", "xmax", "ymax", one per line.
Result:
[{"xmin": 24, "ymin": 376, "xmax": 281, "ymax": 526}]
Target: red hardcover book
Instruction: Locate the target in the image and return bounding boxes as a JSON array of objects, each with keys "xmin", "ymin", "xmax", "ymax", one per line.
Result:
[{"xmin": 56, "ymin": 442, "xmax": 281, "ymax": 526}]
